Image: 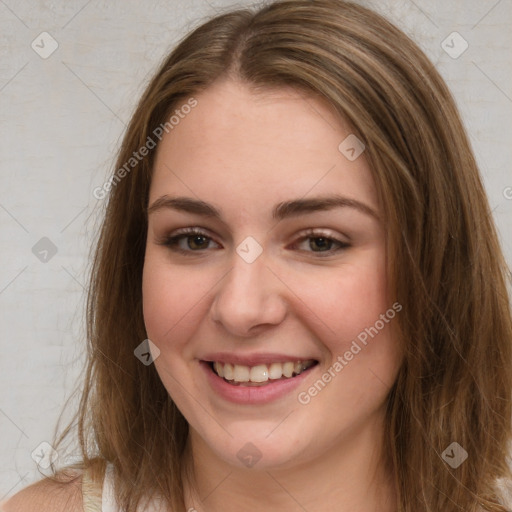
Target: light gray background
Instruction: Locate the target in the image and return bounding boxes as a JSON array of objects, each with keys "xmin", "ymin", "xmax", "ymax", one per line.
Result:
[{"xmin": 1, "ymin": 0, "xmax": 511, "ymax": 500}]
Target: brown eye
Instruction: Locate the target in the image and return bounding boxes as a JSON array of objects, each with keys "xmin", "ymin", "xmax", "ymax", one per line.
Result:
[
  {"xmin": 187, "ymin": 234, "xmax": 210, "ymax": 250},
  {"xmin": 292, "ymin": 230, "xmax": 350, "ymax": 256},
  {"xmin": 159, "ymin": 228, "xmax": 221, "ymax": 253},
  {"xmin": 309, "ymin": 237, "xmax": 333, "ymax": 252}
]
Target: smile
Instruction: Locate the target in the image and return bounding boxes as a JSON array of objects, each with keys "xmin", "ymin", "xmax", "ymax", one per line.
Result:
[{"xmin": 210, "ymin": 360, "xmax": 317, "ymax": 386}]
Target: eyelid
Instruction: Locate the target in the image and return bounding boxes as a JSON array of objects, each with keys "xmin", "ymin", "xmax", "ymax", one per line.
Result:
[
  {"xmin": 156, "ymin": 227, "xmax": 222, "ymax": 251},
  {"xmin": 157, "ymin": 226, "xmax": 350, "ymax": 256},
  {"xmin": 294, "ymin": 227, "xmax": 348, "ymax": 240},
  {"xmin": 167, "ymin": 226, "xmax": 215, "ymax": 238},
  {"xmin": 290, "ymin": 228, "xmax": 350, "ymax": 253}
]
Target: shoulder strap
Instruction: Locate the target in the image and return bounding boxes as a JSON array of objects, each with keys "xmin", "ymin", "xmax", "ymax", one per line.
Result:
[
  {"xmin": 82, "ymin": 460, "xmax": 165, "ymax": 512},
  {"xmin": 82, "ymin": 459, "xmax": 107, "ymax": 512},
  {"xmin": 495, "ymin": 477, "xmax": 512, "ymax": 512}
]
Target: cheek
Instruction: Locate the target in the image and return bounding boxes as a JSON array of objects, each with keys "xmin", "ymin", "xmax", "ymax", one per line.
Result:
[
  {"xmin": 141, "ymin": 252, "xmax": 219, "ymax": 425},
  {"xmin": 294, "ymin": 261, "xmax": 400, "ymax": 426},
  {"xmin": 335, "ymin": 269, "xmax": 389, "ymax": 343},
  {"xmin": 290, "ymin": 252, "xmax": 389, "ymax": 350},
  {"xmin": 141, "ymin": 253, "xmax": 209, "ymax": 350}
]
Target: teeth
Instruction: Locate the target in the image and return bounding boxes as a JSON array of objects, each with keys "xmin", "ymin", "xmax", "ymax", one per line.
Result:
[
  {"xmin": 268, "ymin": 362, "xmax": 283, "ymax": 380},
  {"xmin": 223, "ymin": 363, "xmax": 234, "ymax": 380},
  {"xmin": 233, "ymin": 364, "xmax": 250, "ymax": 382},
  {"xmin": 282, "ymin": 361, "xmax": 294, "ymax": 378},
  {"xmin": 213, "ymin": 362, "xmax": 224, "ymax": 378},
  {"xmin": 212, "ymin": 360, "xmax": 315, "ymax": 384},
  {"xmin": 250, "ymin": 365, "xmax": 269, "ymax": 383}
]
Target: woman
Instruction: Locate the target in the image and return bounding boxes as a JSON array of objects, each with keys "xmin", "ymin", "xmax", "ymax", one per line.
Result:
[{"xmin": 4, "ymin": 0, "xmax": 512, "ymax": 511}]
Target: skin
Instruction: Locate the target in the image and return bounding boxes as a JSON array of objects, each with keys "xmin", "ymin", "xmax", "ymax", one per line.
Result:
[{"xmin": 142, "ymin": 79, "xmax": 403, "ymax": 512}]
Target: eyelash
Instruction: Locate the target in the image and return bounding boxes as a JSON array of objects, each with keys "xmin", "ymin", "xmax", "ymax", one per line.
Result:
[
  {"xmin": 158, "ymin": 227, "xmax": 350, "ymax": 257},
  {"xmin": 159, "ymin": 228, "xmax": 220, "ymax": 254}
]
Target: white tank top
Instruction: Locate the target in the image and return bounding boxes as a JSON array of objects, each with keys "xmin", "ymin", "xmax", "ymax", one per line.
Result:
[
  {"xmin": 82, "ymin": 462, "xmax": 165, "ymax": 512},
  {"xmin": 101, "ymin": 464, "xmax": 120, "ymax": 512}
]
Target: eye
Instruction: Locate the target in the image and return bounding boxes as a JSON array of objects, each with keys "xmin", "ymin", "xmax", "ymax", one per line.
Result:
[
  {"xmin": 307, "ymin": 237, "xmax": 334, "ymax": 252},
  {"xmin": 159, "ymin": 228, "xmax": 221, "ymax": 253},
  {"xmin": 292, "ymin": 229, "xmax": 350, "ymax": 255}
]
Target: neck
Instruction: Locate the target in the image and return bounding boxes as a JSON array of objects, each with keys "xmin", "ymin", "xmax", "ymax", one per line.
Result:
[{"xmin": 182, "ymin": 410, "xmax": 397, "ymax": 512}]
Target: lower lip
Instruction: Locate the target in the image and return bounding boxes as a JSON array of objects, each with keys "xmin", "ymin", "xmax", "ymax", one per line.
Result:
[{"xmin": 200, "ymin": 361, "xmax": 316, "ymax": 405}]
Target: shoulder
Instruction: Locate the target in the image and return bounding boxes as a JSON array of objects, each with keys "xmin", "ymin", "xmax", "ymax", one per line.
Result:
[
  {"xmin": 1, "ymin": 471, "xmax": 84, "ymax": 512},
  {"xmin": 495, "ymin": 477, "xmax": 512, "ymax": 510}
]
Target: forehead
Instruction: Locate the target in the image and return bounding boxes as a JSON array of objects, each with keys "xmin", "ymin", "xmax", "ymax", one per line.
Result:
[{"xmin": 150, "ymin": 79, "xmax": 378, "ymax": 215}]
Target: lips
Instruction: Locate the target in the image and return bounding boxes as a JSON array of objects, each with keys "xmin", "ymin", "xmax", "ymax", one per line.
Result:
[
  {"xmin": 200, "ymin": 352, "xmax": 319, "ymax": 387},
  {"xmin": 200, "ymin": 357, "xmax": 319, "ymax": 404}
]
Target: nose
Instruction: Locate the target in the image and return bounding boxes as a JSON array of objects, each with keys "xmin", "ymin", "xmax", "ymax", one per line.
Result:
[{"xmin": 209, "ymin": 252, "xmax": 287, "ymax": 337}]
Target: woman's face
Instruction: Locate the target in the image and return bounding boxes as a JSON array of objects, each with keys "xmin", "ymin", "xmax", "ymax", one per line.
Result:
[{"xmin": 142, "ymin": 79, "xmax": 402, "ymax": 471}]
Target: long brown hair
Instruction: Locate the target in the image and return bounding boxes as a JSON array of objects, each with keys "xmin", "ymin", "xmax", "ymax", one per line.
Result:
[{"xmin": 46, "ymin": 1, "xmax": 512, "ymax": 510}]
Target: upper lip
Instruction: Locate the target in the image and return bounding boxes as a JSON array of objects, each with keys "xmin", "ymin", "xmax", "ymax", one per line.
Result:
[{"xmin": 201, "ymin": 352, "xmax": 319, "ymax": 366}]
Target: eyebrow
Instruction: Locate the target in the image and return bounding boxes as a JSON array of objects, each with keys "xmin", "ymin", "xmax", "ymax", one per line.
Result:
[{"xmin": 147, "ymin": 195, "xmax": 379, "ymax": 221}]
